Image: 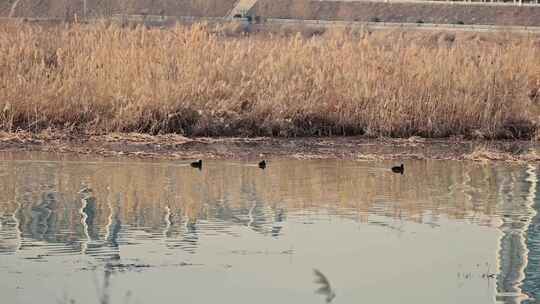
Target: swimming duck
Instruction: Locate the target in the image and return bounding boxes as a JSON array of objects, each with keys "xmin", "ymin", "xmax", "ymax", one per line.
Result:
[
  {"xmin": 190, "ymin": 159, "xmax": 202, "ymax": 169},
  {"xmin": 258, "ymin": 160, "xmax": 266, "ymax": 169},
  {"xmin": 391, "ymin": 164, "xmax": 404, "ymax": 175}
]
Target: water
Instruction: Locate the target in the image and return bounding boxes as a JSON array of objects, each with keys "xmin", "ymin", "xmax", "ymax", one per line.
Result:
[{"xmin": 0, "ymin": 152, "xmax": 539, "ymax": 304}]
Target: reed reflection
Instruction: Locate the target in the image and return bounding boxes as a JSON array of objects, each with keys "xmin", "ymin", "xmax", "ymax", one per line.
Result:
[{"xmin": 0, "ymin": 160, "xmax": 515, "ymax": 256}]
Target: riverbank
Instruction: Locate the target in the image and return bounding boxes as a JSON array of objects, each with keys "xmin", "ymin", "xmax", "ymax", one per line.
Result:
[{"xmin": 0, "ymin": 131, "xmax": 539, "ymax": 162}]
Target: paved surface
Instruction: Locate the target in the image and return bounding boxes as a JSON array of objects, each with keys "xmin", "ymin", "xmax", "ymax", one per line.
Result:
[
  {"xmin": 8, "ymin": 0, "xmax": 22, "ymax": 17},
  {"xmin": 227, "ymin": 0, "xmax": 259, "ymax": 17}
]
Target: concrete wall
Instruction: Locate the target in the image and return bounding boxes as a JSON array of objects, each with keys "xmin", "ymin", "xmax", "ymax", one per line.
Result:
[
  {"xmin": 249, "ymin": 0, "xmax": 540, "ymax": 26},
  {"xmin": 1, "ymin": 0, "xmax": 237, "ymax": 18}
]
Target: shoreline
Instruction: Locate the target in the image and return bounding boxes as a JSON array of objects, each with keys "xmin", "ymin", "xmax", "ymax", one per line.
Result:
[{"xmin": 0, "ymin": 132, "xmax": 538, "ymax": 162}]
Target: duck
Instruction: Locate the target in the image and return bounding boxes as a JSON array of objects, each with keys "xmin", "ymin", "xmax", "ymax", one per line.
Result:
[
  {"xmin": 391, "ymin": 163, "xmax": 404, "ymax": 175},
  {"xmin": 258, "ymin": 160, "xmax": 266, "ymax": 169},
  {"xmin": 190, "ymin": 159, "xmax": 202, "ymax": 169}
]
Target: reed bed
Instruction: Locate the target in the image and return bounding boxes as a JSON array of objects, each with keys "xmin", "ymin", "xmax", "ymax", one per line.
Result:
[{"xmin": 0, "ymin": 22, "xmax": 539, "ymax": 138}]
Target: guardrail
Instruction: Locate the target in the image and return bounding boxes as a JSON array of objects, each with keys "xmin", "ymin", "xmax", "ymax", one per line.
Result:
[
  {"xmin": 265, "ymin": 17, "xmax": 540, "ymax": 33},
  {"xmin": 315, "ymin": 0, "xmax": 540, "ymax": 6},
  {"xmin": 110, "ymin": 14, "xmax": 230, "ymax": 23}
]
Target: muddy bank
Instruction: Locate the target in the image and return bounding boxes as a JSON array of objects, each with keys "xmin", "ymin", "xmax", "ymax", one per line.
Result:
[{"xmin": 0, "ymin": 132, "xmax": 538, "ymax": 162}]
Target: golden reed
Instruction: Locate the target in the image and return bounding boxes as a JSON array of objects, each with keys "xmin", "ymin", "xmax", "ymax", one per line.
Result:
[{"xmin": 0, "ymin": 22, "xmax": 538, "ymax": 138}]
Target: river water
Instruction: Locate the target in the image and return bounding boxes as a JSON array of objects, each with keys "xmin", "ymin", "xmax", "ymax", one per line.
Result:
[{"xmin": 0, "ymin": 152, "xmax": 538, "ymax": 304}]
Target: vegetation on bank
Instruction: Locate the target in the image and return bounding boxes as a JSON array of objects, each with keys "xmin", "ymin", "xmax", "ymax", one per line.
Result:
[{"xmin": 0, "ymin": 22, "xmax": 539, "ymax": 139}]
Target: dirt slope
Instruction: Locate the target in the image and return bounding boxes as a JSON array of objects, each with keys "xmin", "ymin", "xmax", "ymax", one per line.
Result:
[
  {"xmin": 4, "ymin": 0, "xmax": 540, "ymax": 26},
  {"xmin": 250, "ymin": 0, "xmax": 540, "ymax": 26},
  {"xmin": 1, "ymin": 0, "xmax": 237, "ymax": 18}
]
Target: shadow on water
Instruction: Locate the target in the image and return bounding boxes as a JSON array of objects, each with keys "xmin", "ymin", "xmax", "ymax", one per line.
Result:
[
  {"xmin": 313, "ymin": 269, "xmax": 336, "ymax": 303},
  {"xmin": 0, "ymin": 153, "xmax": 539, "ymax": 303}
]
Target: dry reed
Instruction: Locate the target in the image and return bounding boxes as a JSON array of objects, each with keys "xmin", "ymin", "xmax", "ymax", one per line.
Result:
[{"xmin": 0, "ymin": 22, "xmax": 539, "ymax": 138}]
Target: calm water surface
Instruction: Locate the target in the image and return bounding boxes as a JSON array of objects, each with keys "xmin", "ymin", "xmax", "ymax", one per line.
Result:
[{"xmin": 0, "ymin": 152, "xmax": 539, "ymax": 304}]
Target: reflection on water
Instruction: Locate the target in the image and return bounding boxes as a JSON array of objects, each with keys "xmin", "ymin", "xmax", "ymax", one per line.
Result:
[
  {"xmin": 0, "ymin": 153, "xmax": 539, "ymax": 304},
  {"xmin": 313, "ymin": 269, "xmax": 336, "ymax": 303}
]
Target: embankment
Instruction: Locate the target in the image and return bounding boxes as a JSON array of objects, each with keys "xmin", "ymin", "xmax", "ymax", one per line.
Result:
[
  {"xmin": 250, "ymin": 0, "xmax": 540, "ymax": 26},
  {"xmin": 0, "ymin": 0, "xmax": 237, "ymax": 18},
  {"xmin": 5, "ymin": 0, "xmax": 540, "ymax": 27}
]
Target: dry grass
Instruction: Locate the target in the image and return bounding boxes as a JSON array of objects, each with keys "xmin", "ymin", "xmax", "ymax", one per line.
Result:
[{"xmin": 0, "ymin": 22, "xmax": 539, "ymax": 138}]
